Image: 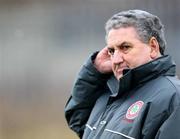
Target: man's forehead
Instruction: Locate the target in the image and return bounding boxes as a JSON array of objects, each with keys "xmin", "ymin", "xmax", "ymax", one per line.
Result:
[{"xmin": 107, "ymin": 27, "xmax": 140, "ymax": 45}]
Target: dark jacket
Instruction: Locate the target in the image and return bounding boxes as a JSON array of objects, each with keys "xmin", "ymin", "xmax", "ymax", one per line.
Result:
[{"xmin": 65, "ymin": 54, "xmax": 180, "ymax": 139}]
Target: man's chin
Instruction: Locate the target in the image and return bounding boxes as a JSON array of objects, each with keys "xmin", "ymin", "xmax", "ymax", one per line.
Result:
[{"xmin": 115, "ymin": 74, "xmax": 123, "ymax": 80}]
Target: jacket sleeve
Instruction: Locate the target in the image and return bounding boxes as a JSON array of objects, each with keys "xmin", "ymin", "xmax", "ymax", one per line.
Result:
[
  {"xmin": 155, "ymin": 105, "xmax": 180, "ymax": 139},
  {"xmin": 64, "ymin": 52, "xmax": 110, "ymax": 138}
]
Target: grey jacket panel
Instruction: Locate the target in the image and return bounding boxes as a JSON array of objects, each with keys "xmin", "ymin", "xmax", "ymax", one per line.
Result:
[
  {"xmin": 65, "ymin": 54, "xmax": 180, "ymax": 139},
  {"xmin": 65, "ymin": 52, "xmax": 110, "ymax": 137}
]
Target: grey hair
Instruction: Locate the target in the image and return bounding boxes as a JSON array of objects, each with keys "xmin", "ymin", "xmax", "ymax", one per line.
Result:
[{"xmin": 105, "ymin": 9, "xmax": 166, "ymax": 55}]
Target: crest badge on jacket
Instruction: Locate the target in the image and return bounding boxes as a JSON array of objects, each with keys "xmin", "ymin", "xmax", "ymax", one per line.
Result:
[{"xmin": 126, "ymin": 101, "xmax": 144, "ymax": 120}]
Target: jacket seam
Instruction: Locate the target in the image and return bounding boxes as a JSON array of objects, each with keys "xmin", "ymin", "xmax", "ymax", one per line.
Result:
[
  {"xmin": 164, "ymin": 76, "xmax": 180, "ymax": 93},
  {"xmin": 104, "ymin": 129, "xmax": 136, "ymax": 139}
]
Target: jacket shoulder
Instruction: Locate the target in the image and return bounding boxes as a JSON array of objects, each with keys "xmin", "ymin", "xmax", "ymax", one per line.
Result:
[{"xmin": 164, "ymin": 76, "xmax": 180, "ymax": 96}]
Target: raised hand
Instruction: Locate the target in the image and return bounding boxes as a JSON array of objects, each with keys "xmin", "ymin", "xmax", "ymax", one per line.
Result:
[{"xmin": 94, "ymin": 47, "xmax": 112, "ymax": 74}]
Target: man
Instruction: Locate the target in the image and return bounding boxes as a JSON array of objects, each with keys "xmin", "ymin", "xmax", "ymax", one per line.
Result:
[{"xmin": 65, "ymin": 9, "xmax": 180, "ymax": 139}]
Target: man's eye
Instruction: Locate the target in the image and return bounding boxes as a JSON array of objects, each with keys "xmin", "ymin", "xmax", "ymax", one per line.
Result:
[
  {"xmin": 121, "ymin": 45, "xmax": 130, "ymax": 49},
  {"xmin": 108, "ymin": 48, "xmax": 115, "ymax": 55},
  {"xmin": 120, "ymin": 45, "xmax": 131, "ymax": 52}
]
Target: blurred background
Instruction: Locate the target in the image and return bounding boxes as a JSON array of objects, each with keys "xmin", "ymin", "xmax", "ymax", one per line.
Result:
[{"xmin": 0, "ymin": 0, "xmax": 179, "ymax": 139}]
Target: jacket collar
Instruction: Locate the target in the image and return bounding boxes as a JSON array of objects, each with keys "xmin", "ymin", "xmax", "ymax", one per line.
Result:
[{"xmin": 107, "ymin": 55, "xmax": 176, "ymax": 97}]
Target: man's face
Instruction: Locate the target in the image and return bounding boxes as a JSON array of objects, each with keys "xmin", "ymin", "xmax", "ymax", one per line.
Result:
[{"xmin": 107, "ymin": 27, "xmax": 154, "ymax": 80}]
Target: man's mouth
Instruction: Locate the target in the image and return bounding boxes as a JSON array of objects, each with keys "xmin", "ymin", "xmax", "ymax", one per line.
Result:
[
  {"xmin": 116, "ymin": 68, "xmax": 124, "ymax": 73},
  {"xmin": 116, "ymin": 66, "xmax": 128, "ymax": 72}
]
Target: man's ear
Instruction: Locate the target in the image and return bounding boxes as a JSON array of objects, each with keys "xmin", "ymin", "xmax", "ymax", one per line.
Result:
[{"xmin": 148, "ymin": 37, "xmax": 161, "ymax": 59}]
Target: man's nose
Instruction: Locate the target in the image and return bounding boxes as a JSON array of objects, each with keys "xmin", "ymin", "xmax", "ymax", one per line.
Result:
[{"xmin": 112, "ymin": 50, "xmax": 123, "ymax": 64}]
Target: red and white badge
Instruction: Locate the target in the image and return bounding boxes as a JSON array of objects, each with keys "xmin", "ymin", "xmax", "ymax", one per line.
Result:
[{"xmin": 126, "ymin": 101, "xmax": 144, "ymax": 120}]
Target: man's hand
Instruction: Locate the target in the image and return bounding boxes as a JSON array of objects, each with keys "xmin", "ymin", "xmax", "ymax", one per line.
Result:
[{"xmin": 94, "ymin": 47, "xmax": 112, "ymax": 74}]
